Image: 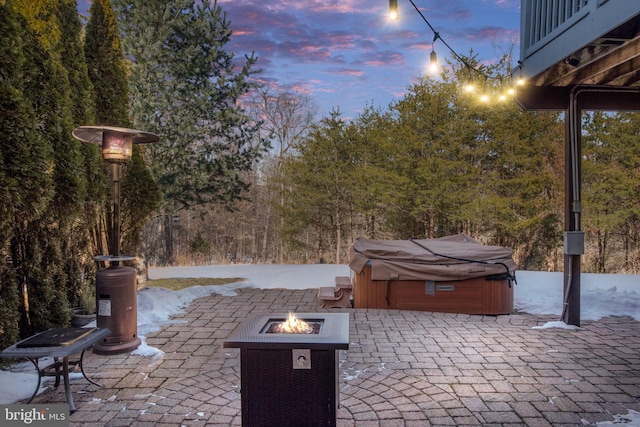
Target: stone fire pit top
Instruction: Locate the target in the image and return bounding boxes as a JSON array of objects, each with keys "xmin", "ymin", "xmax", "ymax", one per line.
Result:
[{"xmin": 223, "ymin": 312, "xmax": 349, "ymax": 350}]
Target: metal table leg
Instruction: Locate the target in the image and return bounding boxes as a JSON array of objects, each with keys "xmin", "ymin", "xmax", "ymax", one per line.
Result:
[
  {"xmin": 62, "ymin": 356, "xmax": 76, "ymax": 413},
  {"xmin": 80, "ymin": 348, "xmax": 102, "ymax": 387},
  {"xmin": 25, "ymin": 358, "xmax": 42, "ymax": 404}
]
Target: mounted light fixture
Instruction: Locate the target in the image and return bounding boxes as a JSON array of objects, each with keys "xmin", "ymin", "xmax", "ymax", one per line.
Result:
[
  {"xmin": 389, "ymin": 0, "xmax": 398, "ymax": 20},
  {"xmin": 565, "ymin": 57, "xmax": 580, "ymax": 68}
]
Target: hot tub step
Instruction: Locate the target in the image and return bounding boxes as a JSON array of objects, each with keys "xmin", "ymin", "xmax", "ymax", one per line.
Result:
[{"xmin": 318, "ymin": 286, "xmax": 350, "ymax": 308}]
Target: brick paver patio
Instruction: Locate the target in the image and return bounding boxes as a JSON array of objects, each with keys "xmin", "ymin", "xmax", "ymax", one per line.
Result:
[{"xmin": 28, "ymin": 287, "xmax": 640, "ymax": 426}]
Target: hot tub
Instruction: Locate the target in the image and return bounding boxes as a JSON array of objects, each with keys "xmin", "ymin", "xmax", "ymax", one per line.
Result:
[{"xmin": 349, "ymin": 234, "xmax": 516, "ymax": 315}]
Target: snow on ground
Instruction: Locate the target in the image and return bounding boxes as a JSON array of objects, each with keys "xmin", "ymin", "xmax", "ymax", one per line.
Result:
[{"xmin": 146, "ymin": 265, "xmax": 640, "ymax": 322}]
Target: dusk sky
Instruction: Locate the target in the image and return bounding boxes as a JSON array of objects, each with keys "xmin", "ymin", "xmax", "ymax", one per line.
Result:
[
  {"xmin": 80, "ymin": 0, "xmax": 521, "ymax": 119},
  {"xmin": 217, "ymin": 0, "xmax": 521, "ymax": 119}
]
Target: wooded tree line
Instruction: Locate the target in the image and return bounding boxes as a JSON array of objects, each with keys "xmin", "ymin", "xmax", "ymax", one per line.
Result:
[{"xmin": 176, "ymin": 64, "xmax": 640, "ymax": 277}]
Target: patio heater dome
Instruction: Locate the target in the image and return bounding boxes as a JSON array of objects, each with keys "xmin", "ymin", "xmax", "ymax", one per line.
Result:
[{"xmin": 72, "ymin": 126, "xmax": 159, "ymax": 163}]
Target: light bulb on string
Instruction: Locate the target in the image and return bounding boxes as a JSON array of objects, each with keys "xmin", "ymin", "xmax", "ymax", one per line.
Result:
[
  {"xmin": 389, "ymin": 0, "xmax": 398, "ymax": 20},
  {"xmin": 429, "ymin": 50, "xmax": 438, "ymax": 74},
  {"xmin": 427, "ymin": 32, "xmax": 440, "ymax": 74}
]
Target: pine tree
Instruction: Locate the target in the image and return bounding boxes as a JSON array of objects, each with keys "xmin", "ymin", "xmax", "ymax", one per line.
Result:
[
  {"xmin": 346, "ymin": 105, "xmax": 398, "ymax": 240},
  {"xmin": 279, "ymin": 110, "xmax": 355, "ymax": 262},
  {"xmin": 582, "ymin": 112, "xmax": 640, "ymax": 272},
  {"xmin": 112, "ymin": 0, "xmax": 268, "ymax": 264},
  {"xmin": 388, "ymin": 75, "xmax": 475, "ymax": 238},
  {"xmin": 275, "ymin": 56, "xmax": 565, "ymax": 268}
]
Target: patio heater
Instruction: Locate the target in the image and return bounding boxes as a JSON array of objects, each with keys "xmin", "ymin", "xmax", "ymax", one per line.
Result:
[{"xmin": 72, "ymin": 126, "xmax": 159, "ymax": 355}]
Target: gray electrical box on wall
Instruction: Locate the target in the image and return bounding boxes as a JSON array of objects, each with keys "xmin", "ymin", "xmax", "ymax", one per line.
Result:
[{"xmin": 564, "ymin": 231, "xmax": 585, "ymax": 255}]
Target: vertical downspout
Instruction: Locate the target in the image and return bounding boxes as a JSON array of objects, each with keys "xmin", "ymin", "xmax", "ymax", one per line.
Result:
[{"xmin": 562, "ymin": 86, "xmax": 583, "ymax": 327}]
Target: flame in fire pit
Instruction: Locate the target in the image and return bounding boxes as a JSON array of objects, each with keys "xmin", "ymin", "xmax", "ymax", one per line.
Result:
[{"xmin": 276, "ymin": 312, "xmax": 312, "ymax": 334}]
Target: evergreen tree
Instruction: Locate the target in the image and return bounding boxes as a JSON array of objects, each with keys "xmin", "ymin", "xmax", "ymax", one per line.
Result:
[
  {"xmin": 276, "ymin": 55, "xmax": 565, "ymax": 268},
  {"xmin": 582, "ymin": 112, "xmax": 640, "ymax": 272},
  {"xmin": 56, "ymin": 0, "xmax": 104, "ymax": 308},
  {"xmin": 112, "ymin": 0, "xmax": 268, "ymax": 263},
  {"xmin": 0, "ymin": 1, "xmax": 52, "ymax": 348},
  {"xmin": 279, "ymin": 110, "xmax": 355, "ymax": 262},
  {"xmin": 346, "ymin": 105, "xmax": 399, "ymax": 240},
  {"xmin": 388, "ymin": 75, "xmax": 477, "ymax": 238},
  {"xmin": 479, "ymin": 102, "xmax": 564, "ymax": 268},
  {"xmin": 381, "ymin": 58, "xmax": 564, "ymax": 268},
  {"xmin": 3, "ymin": 0, "xmax": 93, "ymax": 335},
  {"xmin": 616, "ymin": 112, "xmax": 640, "ymax": 272}
]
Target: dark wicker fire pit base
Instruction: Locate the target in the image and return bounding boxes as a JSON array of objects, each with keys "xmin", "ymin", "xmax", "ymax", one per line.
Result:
[{"xmin": 224, "ymin": 313, "xmax": 349, "ymax": 427}]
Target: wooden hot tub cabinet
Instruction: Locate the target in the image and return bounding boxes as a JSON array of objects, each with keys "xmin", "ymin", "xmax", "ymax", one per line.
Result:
[{"xmin": 353, "ymin": 265, "xmax": 513, "ymax": 315}]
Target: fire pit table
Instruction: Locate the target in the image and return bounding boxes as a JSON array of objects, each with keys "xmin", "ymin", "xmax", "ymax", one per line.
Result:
[{"xmin": 224, "ymin": 312, "xmax": 349, "ymax": 427}]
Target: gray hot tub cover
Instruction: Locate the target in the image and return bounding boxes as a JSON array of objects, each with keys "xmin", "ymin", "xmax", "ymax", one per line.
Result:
[{"xmin": 349, "ymin": 234, "xmax": 517, "ymax": 282}]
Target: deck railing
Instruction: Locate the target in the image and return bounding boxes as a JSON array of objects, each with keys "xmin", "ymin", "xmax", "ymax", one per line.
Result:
[
  {"xmin": 522, "ymin": 0, "xmax": 591, "ymax": 57},
  {"xmin": 519, "ymin": 0, "xmax": 640, "ymax": 79}
]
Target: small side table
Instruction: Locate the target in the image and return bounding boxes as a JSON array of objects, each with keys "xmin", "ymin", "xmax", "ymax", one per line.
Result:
[{"xmin": 0, "ymin": 327, "xmax": 111, "ymax": 412}]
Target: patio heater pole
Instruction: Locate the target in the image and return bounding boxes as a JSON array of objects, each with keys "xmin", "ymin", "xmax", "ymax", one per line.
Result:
[
  {"xmin": 111, "ymin": 163, "xmax": 120, "ymax": 258},
  {"xmin": 73, "ymin": 126, "xmax": 159, "ymax": 354}
]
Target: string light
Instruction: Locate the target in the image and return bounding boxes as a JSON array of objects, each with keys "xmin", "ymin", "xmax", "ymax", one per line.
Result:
[
  {"xmin": 429, "ymin": 50, "xmax": 438, "ymax": 73},
  {"xmin": 389, "ymin": 0, "xmax": 398, "ymax": 20},
  {"xmin": 389, "ymin": 0, "xmax": 525, "ymax": 105}
]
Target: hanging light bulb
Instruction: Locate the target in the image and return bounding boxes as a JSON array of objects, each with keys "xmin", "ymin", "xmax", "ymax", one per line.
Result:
[
  {"xmin": 428, "ymin": 50, "xmax": 438, "ymax": 73},
  {"xmin": 389, "ymin": 0, "xmax": 398, "ymax": 20},
  {"xmin": 428, "ymin": 32, "xmax": 440, "ymax": 74}
]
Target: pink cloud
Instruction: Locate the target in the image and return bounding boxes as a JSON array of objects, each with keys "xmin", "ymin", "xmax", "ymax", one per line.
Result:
[
  {"xmin": 328, "ymin": 68, "xmax": 365, "ymax": 77},
  {"xmin": 361, "ymin": 50, "xmax": 405, "ymax": 67}
]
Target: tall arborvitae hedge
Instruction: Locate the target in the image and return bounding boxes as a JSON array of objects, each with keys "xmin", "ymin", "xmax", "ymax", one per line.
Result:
[
  {"xmin": 0, "ymin": 3, "xmax": 41, "ymax": 350},
  {"xmin": 11, "ymin": 0, "xmax": 90, "ymax": 336},
  {"xmin": 56, "ymin": 0, "xmax": 105, "ymax": 309},
  {"xmin": 0, "ymin": 0, "xmax": 100, "ymax": 343}
]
